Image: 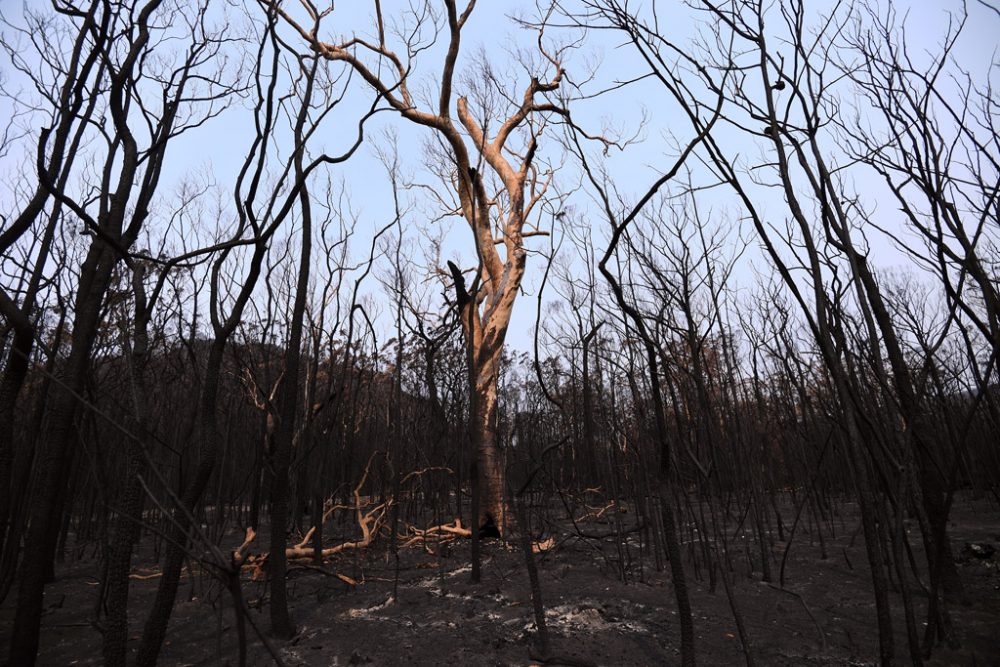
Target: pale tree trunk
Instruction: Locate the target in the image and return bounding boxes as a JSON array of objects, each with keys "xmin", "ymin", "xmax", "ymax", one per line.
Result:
[
  {"xmin": 451, "ymin": 209, "xmax": 528, "ymax": 535},
  {"xmin": 471, "ymin": 345, "xmax": 506, "ymax": 530}
]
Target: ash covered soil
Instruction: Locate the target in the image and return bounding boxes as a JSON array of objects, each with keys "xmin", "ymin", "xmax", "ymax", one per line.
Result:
[{"xmin": 2, "ymin": 496, "xmax": 999, "ymax": 666}]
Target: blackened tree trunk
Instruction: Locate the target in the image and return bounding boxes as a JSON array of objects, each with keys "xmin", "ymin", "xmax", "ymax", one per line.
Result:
[
  {"xmin": 102, "ymin": 263, "xmax": 154, "ymax": 667},
  {"xmin": 9, "ymin": 243, "xmax": 119, "ymax": 664},
  {"xmin": 267, "ymin": 50, "xmax": 320, "ymax": 639}
]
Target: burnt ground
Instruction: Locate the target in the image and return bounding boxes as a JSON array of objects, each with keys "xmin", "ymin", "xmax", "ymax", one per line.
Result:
[{"xmin": 2, "ymin": 494, "xmax": 999, "ymax": 666}]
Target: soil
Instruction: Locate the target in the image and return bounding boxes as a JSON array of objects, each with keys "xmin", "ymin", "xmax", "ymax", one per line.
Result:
[{"xmin": 2, "ymin": 494, "xmax": 999, "ymax": 666}]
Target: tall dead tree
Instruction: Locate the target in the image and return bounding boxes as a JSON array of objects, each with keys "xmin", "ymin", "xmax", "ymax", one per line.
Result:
[{"xmin": 274, "ymin": 0, "xmax": 564, "ymax": 531}]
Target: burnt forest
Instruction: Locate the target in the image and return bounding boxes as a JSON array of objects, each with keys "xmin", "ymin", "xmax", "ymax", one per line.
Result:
[{"xmin": 0, "ymin": 1, "xmax": 999, "ymax": 665}]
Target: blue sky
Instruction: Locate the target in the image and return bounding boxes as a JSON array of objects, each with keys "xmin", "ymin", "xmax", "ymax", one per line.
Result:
[{"xmin": 1, "ymin": 0, "xmax": 997, "ymax": 353}]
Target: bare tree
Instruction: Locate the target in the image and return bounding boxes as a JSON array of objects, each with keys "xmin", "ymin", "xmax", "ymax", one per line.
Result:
[{"xmin": 272, "ymin": 0, "xmax": 565, "ymax": 533}]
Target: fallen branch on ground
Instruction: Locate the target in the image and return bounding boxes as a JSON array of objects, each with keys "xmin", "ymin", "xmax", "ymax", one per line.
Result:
[{"xmin": 400, "ymin": 518, "xmax": 471, "ymax": 549}]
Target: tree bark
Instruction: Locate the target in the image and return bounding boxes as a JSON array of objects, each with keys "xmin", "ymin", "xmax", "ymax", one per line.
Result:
[{"xmin": 471, "ymin": 347, "xmax": 506, "ymax": 530}]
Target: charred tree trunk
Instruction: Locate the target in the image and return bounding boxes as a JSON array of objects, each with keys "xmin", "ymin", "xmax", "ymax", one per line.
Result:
[
  {"xmin": 136, "ymin": 339, "xmax": 227, "ymax": 667},
  {"xmin": 102, "ymin": 264, "xmax": 154, "ymax": 667},
  {"xmin": 9, "ymin": 242, "xmax": 118, "ymax": 664}
]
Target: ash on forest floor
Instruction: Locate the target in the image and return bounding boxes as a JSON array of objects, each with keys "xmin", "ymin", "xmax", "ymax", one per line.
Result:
[{"xmin": 2, "ymin": 497, "xmax": 1000, "ymax": 666}]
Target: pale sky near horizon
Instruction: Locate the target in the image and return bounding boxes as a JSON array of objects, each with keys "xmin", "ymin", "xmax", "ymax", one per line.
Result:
[{"xmin": 1, "ymin": 0, "xmax": 997, "ymax": 356}]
